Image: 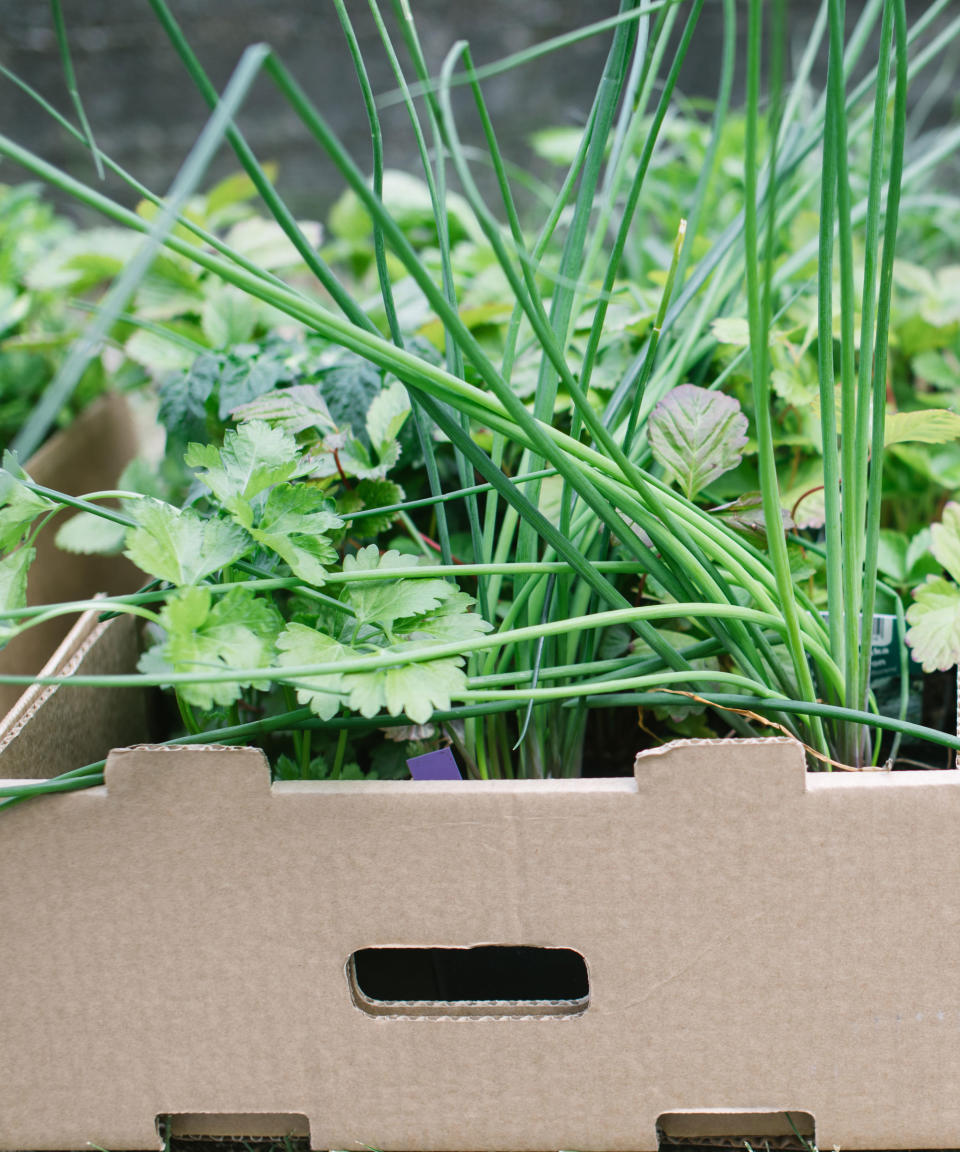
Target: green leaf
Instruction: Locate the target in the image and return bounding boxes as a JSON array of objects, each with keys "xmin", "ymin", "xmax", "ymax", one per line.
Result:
[
  {"xmin": 204, "ymin": 165, "xmax": 277, "ymax": 221},
  {"xmin": 201, "ymin": 283, "xmax": 260, "ymax": 348},
  {"xmin": 710, "ymin": 316, "xmax": 751, "ymax": 346},
  {"xmin": 648, "ymin": 384, "xmax": 749, "ymax": 500},
  {"xmin": 0, "ymin": 548, "xmax": 33, "ymax": 643},
  {"xmin": 885, "ymin": 409, "xmax": 960, "ymax": 446},
  {"xmin": 342, "ymin": 546, "xmax": 443, "ymax": 631},
  {"xmin": 365, "ymin": 378, "xmax": 411, "ymax": 458},
  {"xmin": 185, "ymin": 421, "xmax": 297, "ymax": 520},
  {"xmin": 230, "ymin": 383, "xmax": 335, "ymax": 434},
  {"xmin": 906, "ymin": 577, "xmax": 960, "ymax": 673},
  {"xmin": 905, "ymin": 528, "xmax": 938, "ymax": 583},
  {"xmin": 394, "ymin": 587, "xmax": 493, "ymax": 643},
  {"xmin": 930, "ymin": 502, "xmax": 960, "ymax": 585},
  {"xmin": 876, "ymin": 529, "xmax": 908, "ymax": 583},
  {"xmin": 141, "ymin": 585, "xmax": 282, "ymax": 710},
  {"xmin": 342, "ymin": 654, "xmax": 467, "ymax": 724},
  {"xmin": 124, "ymin": 499, "xmax": 250, "ymax": 585},
  {"xmin": 276, "ymin": 622, "xmax": 348, "ymax": 720},
  {"xmin": 250, "ymin": 483, "xmax": 342, "ymax": 585},
  {"xmin": 0, "ymin": 470, "xmax": 54, "ymax": 550},
  {"xmin": 341, "ymin": 478, "xmax": 405, "ymax": 537},
  {"xmin": 55, "ymin": 511, "xmax": 126, "ymax": 555},
  {"xmin": 225, "ymin": 215, "xmax": 322, "ymax": 271}
]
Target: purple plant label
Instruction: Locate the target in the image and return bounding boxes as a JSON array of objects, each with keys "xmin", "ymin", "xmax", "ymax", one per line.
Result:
[{"xmin": 407, "ymin": 747, "xmax": 462, "ymax": 780}]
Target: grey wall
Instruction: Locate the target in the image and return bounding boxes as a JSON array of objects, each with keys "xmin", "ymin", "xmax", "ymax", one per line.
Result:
[{"xmin": 0, "ymin": 2, "xmax": 956, "ymax": 219}]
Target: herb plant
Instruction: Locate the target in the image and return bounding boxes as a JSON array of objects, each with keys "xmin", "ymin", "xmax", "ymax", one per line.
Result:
[{"xmin": 2, "ymin": 0, "xmax": 960, "ymax": 800}]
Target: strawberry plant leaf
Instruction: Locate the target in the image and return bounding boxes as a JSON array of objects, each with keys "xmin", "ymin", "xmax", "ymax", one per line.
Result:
[
  {"xmin": 648, "ymin": 383, "xmax": 748, "ymax": 500},
  {"xmin": 185, "ymin": 421, "xmax": 297, "ymax": 522},
  {"xmin": 124, "ymin": 498, "xmax": 250, "ymax": 584},
  {"xmin": 230, "ymin": 383, "xmax": 336, "ymax": 435},
  {"xmin": 885, "ymin": 409, "xmax": 960, "ymax": 446},
  {"xmin": 276, "ymin": 622, "xmax": 349, "ymax": 720},
  {"xmin": 250, "ymin": 483, "xmax": 342, "ymax": 585},
  {"xmin": 929, "ymin": 501, "xmax": 960, "ymax": 585},
  {"xmin": 905, "ymin": 577, "xmax": 960, "ymax": 672},
  {"xmin": 140, "ymin": 585, "xmax": 282, "ymax": 710},
  {"xmin": 0, "ymin": 469, "xmax": 54, "ymax": 550}
]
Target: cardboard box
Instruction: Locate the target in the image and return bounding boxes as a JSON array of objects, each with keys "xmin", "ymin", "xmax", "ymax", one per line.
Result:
[
  {"xmin": 0, "ymin": 390, "xmax": 143, "ymax": 720},
  {"xmin": 2, "ymin": 617, "xmax": 960, "ymax": 1152}
]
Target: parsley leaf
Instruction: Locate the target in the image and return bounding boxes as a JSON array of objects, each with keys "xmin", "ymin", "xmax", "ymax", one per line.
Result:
[
  {"xmin": 341, "ymin": 653, "xmax": 467, "ymax": 724},
  {"xmin": 139, "ymin": 585, "xmax": 282, "ymax": 709},
  {"xmin": 276, "ymin": 622, "xmax": 349, "ymax": 720},
  {"xmin": 0, "ymin": 548, "xmax": 33, "ymax": 644},
  {"xmin": 185, "ymin": 421, "xmax": 297, "ymax": 522},
  {"xmin": 124, "ymin": 498, "xmax": 250, "ymax": 584},
  {"xmin": 0, "ymin": 469, "xmax": 54, "ymax": 550},
  {"xmin": 249, "ymin": 483, "xmax": 342, "ymax": 585}
]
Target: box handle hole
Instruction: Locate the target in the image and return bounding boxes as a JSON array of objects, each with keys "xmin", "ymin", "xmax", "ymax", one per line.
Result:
[
  {"xmin": 657, "ymin": 1110, "xmax": 816, "ymax": 1150},
  {"xmin": 348, "ymin": 945, "xmax": 589, "ymax": 1017}
]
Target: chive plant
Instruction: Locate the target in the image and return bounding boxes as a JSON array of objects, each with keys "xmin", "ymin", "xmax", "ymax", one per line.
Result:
[{"xmin": 0, "ymin": 0, "xmax": 958, "ymax": 794}]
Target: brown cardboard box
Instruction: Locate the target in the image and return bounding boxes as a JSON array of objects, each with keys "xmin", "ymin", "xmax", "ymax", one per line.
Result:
[
  {"xmin": 1, "ymin": 609, "xmax": 960, "ymax": 1152},
  {"xmin": 0, "ymin": 390, "xmax": 143, "ymax": 719}
]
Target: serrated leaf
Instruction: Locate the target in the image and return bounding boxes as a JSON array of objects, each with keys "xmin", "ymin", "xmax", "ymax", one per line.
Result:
[
  {"xmin": 334, "ymin": 479, "xmax": 402, "ymax": 539},
  {"xmin": 648, "ymin": 383, "xmax": 749, "ymax": 500},
  {"xmin": 124, "ymin": 499, "xmax": 250, "ymax": 585},
  {"xmin": 250, "ymin": 483, "xmax": 342, "ymax": 585},
  {"xmin": 0, "ymin": 470, "xmax": 54, "ymax": 550},
  {"xmin": 158, "ymin": 354, "xmax": 220, "ymax": 442},
  {"xmin": 0, "ymin": 548, "xmax": 33, "ymax": 643},
  {"xmin": 339, "ymin": 653, "xmax": 466, "ymax": 723},
  {"xmin": 885, "ymin": 409, "xmax": 960, "ymax": 446},
  {"xmin": 276, "ymin": 622, "xmax": 349, "ymax": 720},
  {"xmin": 350, "ymin": 577, "xmax": 449, "ymax": 632},
  {"xmin": 216, "ymin": 347, "xmax": 297, "ymax": 420},
  {"xmin": 365, "ymin": 378, "xmax": 410, "ymax": 458},
  {"xmin": 315, "ymin": 353, "xmax": 383, "ymax": 440},
  {"xmin": 394, "ymin": 587, "xmax": 493, "ymax": 643},
  {"xmin": 185, "ymin": 421, "xmax": 297, "ymax": 519},
  {"xmin": 344, "ymin": 544, "xmax": 420, "ymax": 573},
  {"xmin": 230, "ymin": 382, "xmax": 336, "ymax": 434},
  {"xmin": 929, "ymin": 502, "xmax": 960, "ymax": 585},
  {"xmin": 142, "ymin": 585, "xmax": 282, "ymax": 709},
  {"xmin": 55, "ymin": 511, "xmax": 126, "ymax": 555},
  {"xmin": 341, "ymin": 546, "xmax": 440, "ymax": 632},
  {"xmin": 906, "ymin": 577, "xmax": 960, "ymax": 672}
]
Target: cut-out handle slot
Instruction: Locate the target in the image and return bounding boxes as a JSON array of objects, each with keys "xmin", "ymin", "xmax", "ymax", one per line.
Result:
[
  {"xmin": 159, "ymin": 1113, "xmax": 310, "ymax": 1143},
  {"xmin": 657, "ymin": 1111, "xmax": 815, "ymax": 1150},
  {"xmin": 349, "ymin": 945, "xmax": 589, "ymax": 1017}
]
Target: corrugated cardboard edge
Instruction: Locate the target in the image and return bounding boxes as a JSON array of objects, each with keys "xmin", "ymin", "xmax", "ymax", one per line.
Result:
[
  {"xmin": 0, "ymin": 390, "xmax": 143, "ymax": 718},
  {"xmin": 0, "ymin": 610, "xmax": 147, "ymax": 780}
]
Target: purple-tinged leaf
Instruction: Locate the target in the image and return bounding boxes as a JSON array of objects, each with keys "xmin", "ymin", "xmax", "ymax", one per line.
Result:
[{"xmin": 648, "ymin": 384, "xmax": 748, "ymax": 500}]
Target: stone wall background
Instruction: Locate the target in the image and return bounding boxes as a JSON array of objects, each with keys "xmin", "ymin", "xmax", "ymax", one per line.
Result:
[{"xmin": 0, "ymin": 2, "xmax": 956, "ymax": 219}]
